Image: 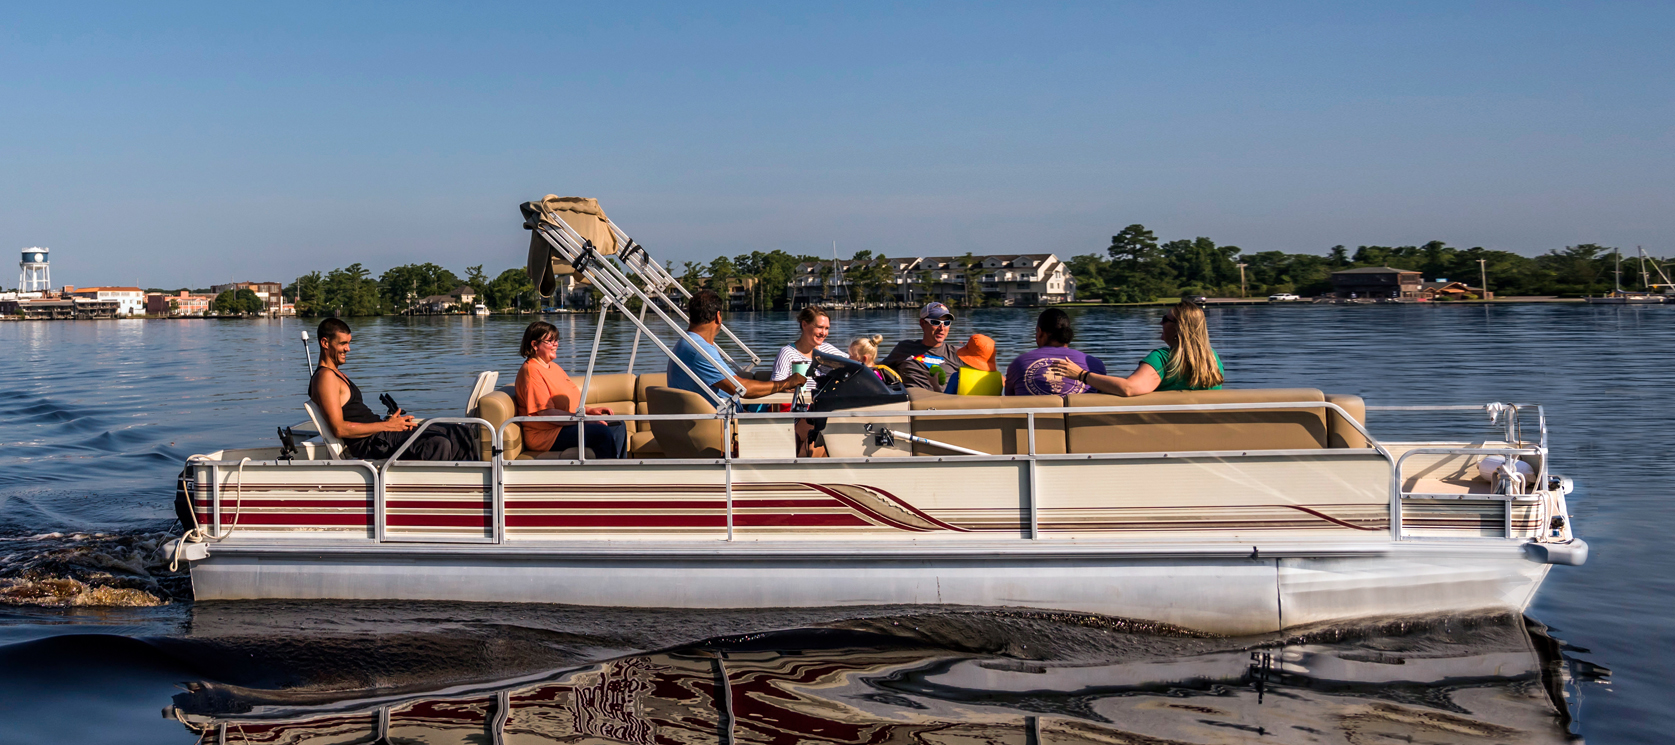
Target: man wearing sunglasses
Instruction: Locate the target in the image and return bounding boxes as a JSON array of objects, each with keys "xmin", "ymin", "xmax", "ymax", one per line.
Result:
[{"xmin": 879, "ymin": 302, "xmax": 966, "ymax": 391}]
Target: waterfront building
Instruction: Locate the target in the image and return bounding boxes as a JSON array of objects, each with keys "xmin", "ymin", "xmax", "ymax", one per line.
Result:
[
  {"xmin": 0, "ymin": 296, "xmax": 120, "ymax": 319},
  {"xmin": 64, "ymin": 286, "xmax": 145, "ymax": 316},
  {"xmin": 18, "ymin": 247, "xmax": 50, "ymax": 295},
  {"xmin": 414, "ymin": 286, "xmax": 481, "ymax": 314},
  {"xmin": 146, "ymin": 290, "xmax": 215, "ymax": 316},
  {"xmin": 1421, "ymin": 280, "xmax": 1493, "ymax": 301},
  {"xmin": 787, "ymin": 253, "xmax": 1075, "ymax": 308},
  {"xmin": 1329, "ymin": 266, "xmax": 1423, "ymax": 299},
  {"xmin": 210, "ymin": 281, "xmax": 287, "ymax": 315}
]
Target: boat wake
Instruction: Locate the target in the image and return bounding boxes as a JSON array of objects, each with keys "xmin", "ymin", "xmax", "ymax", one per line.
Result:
[{"xmin": 0, "ymin": 529, "xmax": 189, "ymax": 607}]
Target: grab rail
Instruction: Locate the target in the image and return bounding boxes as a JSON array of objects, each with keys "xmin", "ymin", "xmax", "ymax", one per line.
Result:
[
  {"xmin": 377, "ymin": 416, "xmax": 501, "ymax": 544},
  {"xmin": 1394, "ymin": 446, "xmax": 1545, "ymax": 539}
]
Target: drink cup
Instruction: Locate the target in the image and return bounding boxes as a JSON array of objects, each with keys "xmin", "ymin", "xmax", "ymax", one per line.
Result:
[{"xmin": 791, "ymin": 361, "xmax": 811, "ymax": 377}]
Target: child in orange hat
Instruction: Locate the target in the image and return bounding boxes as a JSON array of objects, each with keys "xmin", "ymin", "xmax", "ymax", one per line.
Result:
[{"xmin": 944, "ymin": 334, "xmax": 1003, "ymax": 395}]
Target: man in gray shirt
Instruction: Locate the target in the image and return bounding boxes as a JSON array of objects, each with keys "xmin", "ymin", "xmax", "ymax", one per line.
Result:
[{"xmin": 880, "ymin": 302, "xmax": 966, "ymax": 391}]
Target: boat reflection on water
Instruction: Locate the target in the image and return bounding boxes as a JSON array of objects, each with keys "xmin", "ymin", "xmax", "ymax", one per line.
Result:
[{"xmin": 166, "ymin": 610, "xmax": 1579, "ymax": 745}]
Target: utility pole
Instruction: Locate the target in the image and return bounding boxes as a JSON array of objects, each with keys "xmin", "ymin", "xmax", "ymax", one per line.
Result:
[
  {"xmin": 1477, "ymin": 259, "xmax": 1488, "ymax": 301},
  {"xmin": 1236, "ymin": 263, "xmax": 1248, "ymax": 298}
]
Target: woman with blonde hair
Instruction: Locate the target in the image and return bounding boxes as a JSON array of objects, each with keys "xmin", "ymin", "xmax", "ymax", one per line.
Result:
[{"xmin": 1051, "ymin": 300, "xmax": 1223, "ymax": 395}]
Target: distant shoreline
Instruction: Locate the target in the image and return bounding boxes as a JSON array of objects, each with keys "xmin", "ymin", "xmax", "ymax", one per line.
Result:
[{"xmin": 1, "ymin": 296, "xmax": 1641, "ymax": 321}]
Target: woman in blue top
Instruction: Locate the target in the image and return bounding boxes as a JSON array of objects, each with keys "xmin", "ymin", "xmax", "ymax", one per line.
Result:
[{"xmin": 1051, "ymin": 300, "xmax": 1223, "ymax": 395}]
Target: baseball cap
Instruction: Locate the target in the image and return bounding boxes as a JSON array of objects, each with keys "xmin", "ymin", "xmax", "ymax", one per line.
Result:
[{"xmin": 918, "ymin": 302, "xmax": 955, "ymax": 321}]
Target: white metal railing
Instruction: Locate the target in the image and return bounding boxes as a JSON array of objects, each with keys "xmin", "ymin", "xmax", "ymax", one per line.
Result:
[
  {"xmin": 189, "ymin": 400, "xmax": 1561, "ymax": 546},
  {"xmin": 1368, "ymin": 403, "xmax": 1551, "ymax": 540},
  {"xmin": 377, "ymin": 416, "xmax": 501, "ymax": 544}
]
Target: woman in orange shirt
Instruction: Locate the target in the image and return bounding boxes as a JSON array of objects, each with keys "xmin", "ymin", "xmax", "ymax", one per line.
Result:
[{"xmin": 514, "ymin": 321, "xmax": 625, "ymax": 458}]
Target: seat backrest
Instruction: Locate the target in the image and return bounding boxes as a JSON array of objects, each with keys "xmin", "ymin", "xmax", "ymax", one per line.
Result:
[
  {"xmin": 582, "ymin": 373, "xmax": 638, "ymax": 434},
  {"xmin": 477, "ymin": 387, "xmax": 524, "ymax": 460},
  {"xmin": 645, "ymin": 386, "xmax": 723, "ymax": 458},
  {"xmin": 907, "ymin": 388, "xmax": 1066, "ymax": 455},
  {"xmin": 464, "ymin": 371, "xmax": 499, "ymax": 416},
  {"xmin": 635, "ymin": 372, "xmax": 668, "ymax": 422},
  {"xmin": 302, "ymin": 400, "xmax": 346, "ymax": 459},
  {"xmin": 1064, "ymin": 388, "xmax": 1331, "ymax": 454},
  {"xmin": 1324, "ymin": 393, "xmax": 1369, "ymax": 449}
]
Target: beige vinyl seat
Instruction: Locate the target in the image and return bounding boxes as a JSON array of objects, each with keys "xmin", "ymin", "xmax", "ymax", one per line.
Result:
[
  {"xmin": 1062, "ymin": 389, "xmax": 1368, "ymax": 454},
  {"xmin": 632, "ymin": 373, "xmax": 667, "ymax": 456},
  {"xmin": 906, "ymin": 388, "xmax": 1066, "ymax": 455},
  {"xmin": 644, "ymin": 386, "xmax": 725, "ymax": 459}
]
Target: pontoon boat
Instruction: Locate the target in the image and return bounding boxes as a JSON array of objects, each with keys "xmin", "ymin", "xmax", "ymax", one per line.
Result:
[{"xmin": 165, "ymin": 196, "xmax": 1587, "ymax": 636}]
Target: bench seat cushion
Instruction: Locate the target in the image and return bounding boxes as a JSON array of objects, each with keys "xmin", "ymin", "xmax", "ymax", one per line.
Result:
[
  {"xmin": 1064, "ymin": 388, "xmax": 1331, "ymax": 454},
  {"xmin": 907, "ymin": 388, "xmax": 1066, "ymax": 455}
]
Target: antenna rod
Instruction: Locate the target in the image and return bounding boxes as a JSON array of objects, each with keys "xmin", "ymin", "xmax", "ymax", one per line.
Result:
[{"xmin": 301, "ymin": 331, "xmax": 315, "ymax": 375}]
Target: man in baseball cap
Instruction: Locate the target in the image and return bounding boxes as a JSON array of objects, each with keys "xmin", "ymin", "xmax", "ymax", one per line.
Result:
[{"xmin": 879, "ymin": 302, "xmax": 965, "ymax": 390}]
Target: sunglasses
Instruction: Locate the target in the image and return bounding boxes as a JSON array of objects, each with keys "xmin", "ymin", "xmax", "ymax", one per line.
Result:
[
  {"xmin": 538, "ymin": 338, "xmax": 559, "ymax": 346},
  {"xmin": 1161, "ymin": 315, "xmax": 1177, "ymax": 325},
  {"xmin": 924, "ymin": 318, "xmax": 953, "ymax": 327}
]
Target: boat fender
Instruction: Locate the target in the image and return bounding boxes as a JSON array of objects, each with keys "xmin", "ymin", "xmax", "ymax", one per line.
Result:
[{"xmin": 1524, "ymin": 539, "xmax": 1588, "ymax": 566}]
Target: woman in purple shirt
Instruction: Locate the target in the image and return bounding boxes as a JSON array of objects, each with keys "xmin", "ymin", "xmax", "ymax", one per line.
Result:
[{"xmin": 1004, "ymin": 308, "xmax": 1106, "ymax": 396}]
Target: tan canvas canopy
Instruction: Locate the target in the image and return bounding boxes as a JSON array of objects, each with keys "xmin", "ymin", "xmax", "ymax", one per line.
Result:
[{"xmin": 523, "ymin": 196, "xmax": 618, "ymax": 297}]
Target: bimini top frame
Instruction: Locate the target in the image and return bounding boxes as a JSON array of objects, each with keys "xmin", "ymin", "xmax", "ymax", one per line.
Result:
[{"xmin": 521, "ymin": 196, "xmax": 761, "ymax": 411}]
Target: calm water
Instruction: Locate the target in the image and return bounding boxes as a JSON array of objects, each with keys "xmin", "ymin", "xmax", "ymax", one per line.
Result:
[{"xmin": 1, "ymin": 304, "xmax": 1670, "ymax": 743}]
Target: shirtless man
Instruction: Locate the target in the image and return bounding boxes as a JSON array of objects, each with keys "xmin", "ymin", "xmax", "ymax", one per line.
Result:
[{"xmin": 309, "ymin": 317, "xmax": 478, "ymax": 461}]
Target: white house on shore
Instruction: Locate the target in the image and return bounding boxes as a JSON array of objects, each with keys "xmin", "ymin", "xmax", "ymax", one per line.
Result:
[
  {"xmin": 788, "ymin": 253, "xmax": 1076, "ymax": 308},
  {"xmin": 64, "ymin": 286, "xmax": 145, "ymax": 316}
]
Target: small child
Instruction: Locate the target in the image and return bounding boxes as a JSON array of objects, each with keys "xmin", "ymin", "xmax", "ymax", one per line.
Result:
[{"xmin": 848, "ymin": 334, "xmax": 883, "ymax": 367}]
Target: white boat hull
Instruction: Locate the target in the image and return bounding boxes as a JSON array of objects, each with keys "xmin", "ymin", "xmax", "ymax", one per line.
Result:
[{"xmin": 189, "ymin": 539, "xmax": 1558, "ymax": 636}]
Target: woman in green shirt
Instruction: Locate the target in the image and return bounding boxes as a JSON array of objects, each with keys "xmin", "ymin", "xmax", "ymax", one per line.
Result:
[{"xmin": 1051, "ymin": 300, "xmax": 1224, "ymax": 395}]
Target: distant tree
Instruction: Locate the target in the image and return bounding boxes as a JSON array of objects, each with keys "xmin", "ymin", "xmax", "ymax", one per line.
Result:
[
  {"xmin": 1066, "ymin": 254, "xmax": 1108, "ymax": 300},
  {"xmin": 464, "ymin": 265, "xmax": 489, "ymax": 298},
  {"xmin": 960, "ymin": 253, "xmax": 983, "ymax": 307},
  {"xmin": 212, "ymin": 288, "xmax": 264, "ymax": 315},
  {"xmin": 674, "ymin": 261, "xmax": 704, "ymax": 295},
  {"xmin": 705, "ymin": 256, "xmax": 739, "ymax": 298},
  {"xmin": 379, "ymin": 263, "xmax": 461, "ymax": 313},
  {"xmin": 1162, "ymin": 237, "xmax": 1239, "ymax": 293},
  {"xmin": 321, "ymin": 263, "xmax": 384, "ymax": 316},
  {"xmin": 287, "ymin": 272, "xmax": 325, "ymax": 316},
  {"xmin": 1104, "ymin": 224, "xmax": 1170, "ymax": 302},
  {"xmin": 484, "ymin": 268, "xmax": 537, "ymax": 311},
  {"xmin": 1328, "ymin": 245, "xmax": 1349, "ymax": 268}
]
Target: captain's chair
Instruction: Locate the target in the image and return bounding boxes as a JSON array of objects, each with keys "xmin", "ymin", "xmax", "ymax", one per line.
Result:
[
  {"xmin": 302, "ymin": 400, "xmax": 348, "ymax": 459},
  {"xmin": 645, "ymin": 386, "xmax": 725, "ymax": 459}
]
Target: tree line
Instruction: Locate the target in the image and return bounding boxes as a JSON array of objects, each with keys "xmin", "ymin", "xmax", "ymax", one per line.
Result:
[
  {"xmin": 1069, "ymin": 224, "xmax": 1671, "ymax": 302},
  {"xmin": 285, "ymin": 263, "xmax": 542, "ymax": 317},
  {"xmin": 279, "ymin": 232, "xmax": 1668, "ymax": 316}
]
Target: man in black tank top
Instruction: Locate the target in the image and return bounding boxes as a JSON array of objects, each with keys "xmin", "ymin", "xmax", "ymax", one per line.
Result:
[{"xmin": 309, "ymin": 318, "xmax": 479, "ymax": 461}]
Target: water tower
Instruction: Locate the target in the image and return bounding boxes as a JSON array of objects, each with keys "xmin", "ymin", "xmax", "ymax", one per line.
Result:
[{"xmin": 19, "ymin": 247, "xmax": 50, "ymax": 294}]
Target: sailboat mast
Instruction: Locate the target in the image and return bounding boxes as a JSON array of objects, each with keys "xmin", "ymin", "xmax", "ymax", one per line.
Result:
[{"xmin": 1614, "ymin": 248, "xmax": 1622, "ymax": 293}]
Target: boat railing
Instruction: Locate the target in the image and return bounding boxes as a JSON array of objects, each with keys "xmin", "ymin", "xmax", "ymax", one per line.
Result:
[
  {"xmin": 503, "ymin": 400, "xmax": 1398, "ymax": 541},
  {"xmin": 187, "ymin": 402, "xmax": 1551, "ymax": 545},
  {"xmin": 377, "ymin": 416, "xmax": 503, "ymax": 544}
]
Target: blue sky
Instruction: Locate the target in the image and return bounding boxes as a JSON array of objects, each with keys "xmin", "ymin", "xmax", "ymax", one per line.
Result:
[{"xmin": 3, "ymin": 2, "xmax": 1671, "ymax": 288}]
